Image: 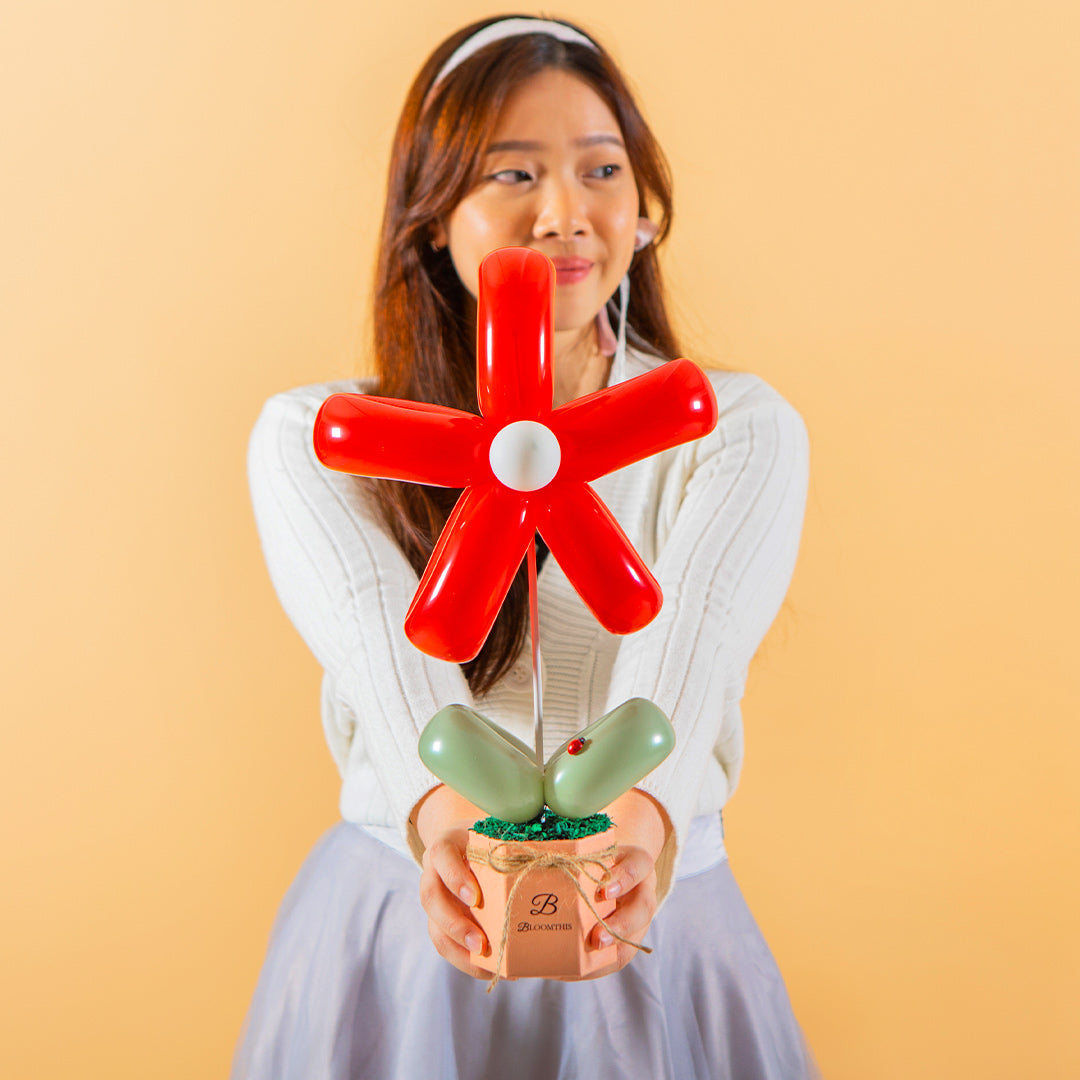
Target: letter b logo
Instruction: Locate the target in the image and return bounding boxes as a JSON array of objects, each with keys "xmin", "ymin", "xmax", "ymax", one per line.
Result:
[{"xmin": 530, "ymin": 893, "xmax": 558, "ymax": 915}]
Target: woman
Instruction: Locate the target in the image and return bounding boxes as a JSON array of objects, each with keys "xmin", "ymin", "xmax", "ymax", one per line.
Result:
[{"xmin": 236, "ymin": 15, "xmax": 821, "ymax": 1079}]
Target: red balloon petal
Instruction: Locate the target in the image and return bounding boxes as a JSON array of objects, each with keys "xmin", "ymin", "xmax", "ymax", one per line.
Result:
[
  {"xmin": 476, "ymin": 248, "xmax": 554, "ymax": 422},
  {"xmin": 405, "ymin": 484, "xmax": 533, "ymax": 662},
  {"xmin": 536, "ymin": 482, "xmax": 662, "ymax": 635},
  {"xmin": 314, "ymin": 394, "xmax": 490, "ymax": 487},
  {"xmin": 548, "ymin": 359, "xmax": 718, "ymax": 482}
]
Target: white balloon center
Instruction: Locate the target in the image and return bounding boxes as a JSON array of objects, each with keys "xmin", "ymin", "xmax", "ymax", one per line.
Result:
[{"xmin": 488, "ymin": 420, "xmax": 562, "ymax": 492}]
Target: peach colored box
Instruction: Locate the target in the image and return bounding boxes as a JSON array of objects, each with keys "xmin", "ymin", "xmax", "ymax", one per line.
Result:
[{"xmin": 466, "ymin": 827, "xmax": 618, "ymax": 979}]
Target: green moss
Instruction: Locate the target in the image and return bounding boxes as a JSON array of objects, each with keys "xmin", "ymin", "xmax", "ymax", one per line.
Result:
[{"xmin": 472, "ymin": 808, "xmax": 612, "ymax": 842}]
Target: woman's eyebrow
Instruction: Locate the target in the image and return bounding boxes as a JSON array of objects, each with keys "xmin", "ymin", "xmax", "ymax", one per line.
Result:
[
  {"xmin": 575, "ymin": 134, "xmax": 625, "ymax": 149},
  {"xmin": 485, "ymin": 140, "xmax": 545, "ymax": 154},
  {"xmin": 484, "ymin": 134, "xmax": 626, "ymax": 154}
]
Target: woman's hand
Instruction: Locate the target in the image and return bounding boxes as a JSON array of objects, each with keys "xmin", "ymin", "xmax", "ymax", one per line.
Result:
[
  {"xmin": 412, "ymin": 785, "xmax": 494, "ymax": 980},
  {"xmin": 570, "ymin": 787, "xmax": 670, "ymax": 981}
]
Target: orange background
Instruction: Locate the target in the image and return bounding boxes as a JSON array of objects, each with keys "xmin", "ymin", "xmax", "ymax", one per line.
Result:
[{"xmin": 2, "ymin": 3, "xmax": 1078, "ymax": 1077}]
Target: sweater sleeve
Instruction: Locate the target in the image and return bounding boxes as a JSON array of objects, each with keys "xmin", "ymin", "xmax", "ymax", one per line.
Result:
[
  {"xmin": 604, "ymin": 372, "xmax": 810, "ymax": 899},
  {"xmin": 247, "ymin": 385, "xmax": 474, "ymax": 858}
]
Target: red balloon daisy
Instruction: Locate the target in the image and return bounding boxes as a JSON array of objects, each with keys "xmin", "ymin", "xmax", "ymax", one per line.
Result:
[{"xmin": 313, "ymin": 247, "xmax": 717, "ymax": 663}]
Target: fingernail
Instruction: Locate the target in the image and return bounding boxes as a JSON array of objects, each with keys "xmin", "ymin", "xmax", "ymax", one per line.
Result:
[
  {"xmin": 603, "ymin": 881, "xmax": 622, "ymax": 900},
  {"xmin": 459, "ymin": 885, "xmax": 477, "ymax": 906},
  {"xmin": 598, "ymin": 929, "xmax": 613, "ymax": 947},
  {"xmin": 465, "ymin": 931, "xmax": 482, "ymax": 953}
]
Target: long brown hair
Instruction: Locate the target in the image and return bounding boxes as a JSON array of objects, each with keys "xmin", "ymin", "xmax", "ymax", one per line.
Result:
[{"xmin": 369, "ymin": 16, "xmax": 679, "ymax": 695}]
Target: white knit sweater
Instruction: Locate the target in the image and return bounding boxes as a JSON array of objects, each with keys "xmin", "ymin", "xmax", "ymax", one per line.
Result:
[{"xmin": 248, "ymin": 348, "xmax": 809, "ymax": 900}]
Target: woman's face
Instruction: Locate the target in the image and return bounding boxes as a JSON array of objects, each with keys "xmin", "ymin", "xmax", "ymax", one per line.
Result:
[{"xmin": 433, "ymin": 68, "xmax": 640, "ymax": 336}]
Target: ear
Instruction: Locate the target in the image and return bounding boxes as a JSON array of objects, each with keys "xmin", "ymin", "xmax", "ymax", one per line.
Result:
[
  {"xmin": 430, "ymin": 221, "xmax": 448, "ymax": 250},
  {"xmin": 634, "ymin": 217, "xmax": 659, "ymax": 252}
]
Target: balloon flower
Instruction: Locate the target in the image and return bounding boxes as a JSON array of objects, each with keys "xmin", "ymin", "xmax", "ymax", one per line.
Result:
[{"xmin": 314, "ymin": 247, "xmax": 718, "ymax": 821}]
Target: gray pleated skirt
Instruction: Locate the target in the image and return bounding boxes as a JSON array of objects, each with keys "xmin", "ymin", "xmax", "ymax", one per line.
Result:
[{"xmin": 232, "ymin": 819, "xmax": 823, "ymax": 1079}]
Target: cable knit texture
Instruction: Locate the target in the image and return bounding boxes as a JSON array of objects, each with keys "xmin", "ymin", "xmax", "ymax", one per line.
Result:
[{"xmin": 248, "ymin": 348, "xmax": 809, "ymax": 904}]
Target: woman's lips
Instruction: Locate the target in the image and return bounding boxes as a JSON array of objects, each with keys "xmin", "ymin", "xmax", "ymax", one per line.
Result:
[{"xmin": 550, "ymin": 257, "xmax": 594, "ymax": 285}]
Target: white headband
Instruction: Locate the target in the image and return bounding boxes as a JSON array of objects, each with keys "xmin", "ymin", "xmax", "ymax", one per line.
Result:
[{"xmin": 430, "ymin": 18, "xmax": 598, "ymax": 91}]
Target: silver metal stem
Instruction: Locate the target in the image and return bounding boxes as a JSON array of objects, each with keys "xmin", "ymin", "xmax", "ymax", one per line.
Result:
[{"xmin": 528, "ymin": 537, "xmax": 544, "ymax": 770}]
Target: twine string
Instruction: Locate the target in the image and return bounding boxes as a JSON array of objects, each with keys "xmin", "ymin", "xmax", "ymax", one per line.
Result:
[{"xmin": 465, "ymin": 842, "xmax": 652, "ymax": 992}]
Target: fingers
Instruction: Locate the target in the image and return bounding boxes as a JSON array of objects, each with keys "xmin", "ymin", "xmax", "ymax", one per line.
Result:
[
  {"xmin": 590, "ymin": 873, "xmax": 656, "ymax": 949},
  {"xmin": 556, "ymin": 870, "xmax": 657, "ymax": 982},
  {"xmin": 419, "ymin": 867, "xmax": 490, "ymax": 976},
  {"xmin": 583, "ymin": 846, "xmax": 658, "ymax": 975},
  {"xmin": 595, "ymin": 845, "xmax": 654, "ymax": 906},
  {"xmin": 425, "ymin": 833, "xmax": 482, "ymax": 910},
  {"xmin": 420, "ymin": 839, "xmax": 490, "ymax": 979}
]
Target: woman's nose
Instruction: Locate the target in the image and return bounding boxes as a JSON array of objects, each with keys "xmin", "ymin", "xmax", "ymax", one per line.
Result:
[{"xmin": 532, "ymin": 179, "xmax": 588, "ymax": 240}]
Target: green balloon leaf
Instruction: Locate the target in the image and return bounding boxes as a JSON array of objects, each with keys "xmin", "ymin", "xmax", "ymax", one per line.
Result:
[{"xmin": 418, "ymin": 698, "xmax": 674, "ymax": 822}]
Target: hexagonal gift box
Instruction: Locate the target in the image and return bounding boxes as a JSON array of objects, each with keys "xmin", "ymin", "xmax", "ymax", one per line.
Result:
[{"xmin": 466, "ymin": 827, "xmax": 618, "ymax": 979}]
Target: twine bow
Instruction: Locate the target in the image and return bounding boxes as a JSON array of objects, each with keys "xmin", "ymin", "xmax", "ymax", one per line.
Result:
[{"xmin": 465, "ymin": 842, "xmax": 652, "ymax": 991}]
